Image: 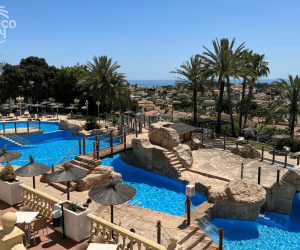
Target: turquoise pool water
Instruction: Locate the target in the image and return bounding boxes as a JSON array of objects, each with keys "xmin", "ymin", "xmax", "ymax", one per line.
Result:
[
  {"xmin": 0, "ymin": 121, "xmax": 59, "ymax": 133},
  {"xmin": 205, "ymin": 193, "xmax": 300, "ymax": 249},
  {"xmin": 9, "ymin": 137, "xmax": 207, "ymax": 216}
]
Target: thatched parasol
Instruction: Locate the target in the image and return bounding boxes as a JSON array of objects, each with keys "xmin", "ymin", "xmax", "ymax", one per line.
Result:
[
  {"xmin": 15, "ymin": 155, "xmax": 50, "ymax": 189},
  {"xmin": 242, "ymin": 127, "xmax": 257, "ymax": 131},
  {"xmin": 0, "ymin": 145, "xmax": 22, "ymax": 163},
  {"xmin": 47, "ymin": 163, "xmax": 87, "ymax": 200},
  {"xmin": 88, "ymin": 177, "xmax": 136, "ymax": 223}
]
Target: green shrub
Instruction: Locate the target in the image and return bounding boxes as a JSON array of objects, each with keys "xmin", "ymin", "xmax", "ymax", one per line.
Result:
[
  {"xmin": 0, "ymin": 163, "xmax": 17, "ymax": 181},
  {"xmin": 273, "ymin": 138, "xmax": 300, "ymax": 152},
  {"xmin": 68, "ymin": 203, "xmax": 79, "ymax": 212},
  {"xmin": 85, "ymin": 116, "xmax": 101, "ymax": 130}
]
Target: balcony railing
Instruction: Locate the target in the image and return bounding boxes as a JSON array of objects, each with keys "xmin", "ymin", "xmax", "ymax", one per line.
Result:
[{"xmin": 19, "ymin": 184, "xmax": 62, "ymax": 220}]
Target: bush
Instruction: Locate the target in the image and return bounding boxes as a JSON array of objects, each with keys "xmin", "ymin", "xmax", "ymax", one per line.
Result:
[
  {"xmin": 85, "ymin": 116, "xmax": 101, "ymax": 130},
  {"xmin": 273, "ymin": 138, "xmax": 300, "ymax": 152},
  {"xmin": 0, "ymin": 163, "xmax": 17, "ymax": 181}
]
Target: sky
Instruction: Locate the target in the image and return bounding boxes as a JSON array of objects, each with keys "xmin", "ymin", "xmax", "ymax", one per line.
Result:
[{"xmin": 0, "ymin": 0, "xmax": 299, "ymax": 80}]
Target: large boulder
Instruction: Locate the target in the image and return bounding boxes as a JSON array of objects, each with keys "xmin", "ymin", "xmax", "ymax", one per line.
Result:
[
  {"xmin": 59, "ymin": 120, "xmax": 84, "ymax": 135},
  {"xmin": 209, "ymin": 179, "xmax": 266, "ymax": 220},
  {"xmin": 240, "ymin": 144, "xmax": 261, "ymax": 158},
  {"xmin": 148, "ymin": 126, "xmax": 180, "ymax": 150},
  {"xmin": 173, "ymin": 144, "xmax": 193, "ymax": 168},
  {"xmin": 75, "ymin": 171, "xmax": 122, "ymax": 191}
]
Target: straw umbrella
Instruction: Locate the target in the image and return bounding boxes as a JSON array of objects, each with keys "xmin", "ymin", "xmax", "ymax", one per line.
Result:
[
  {"xmin": 271, "ymin": 134, "xmax": 291, "ymax": 139},
  {"xmin": 15, "ymin": 155, "xmax": 50, "ymax": 189},
  {"xmin": 51, "ymin": 105, "xmax": 64, "ymax": 119},
  {"xmin": 0, "ymin": 145, "xmax": 22, "ymax": 164},
  {"xmin": 88, "ymin": 177, "xmax": 136, "ymax": 223},
  {"xmin": 64, "ymin": 106, "xmax": 78, "ymax": 118},
  {"xmin": 47, "ymin": 163, "xmax": 87, "ymax": 200}
]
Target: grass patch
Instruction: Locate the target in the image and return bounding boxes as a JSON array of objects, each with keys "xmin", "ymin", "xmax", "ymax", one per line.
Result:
[{"xmin": 227, "ymin": 138, "xmax": 273, "ymax": 152}]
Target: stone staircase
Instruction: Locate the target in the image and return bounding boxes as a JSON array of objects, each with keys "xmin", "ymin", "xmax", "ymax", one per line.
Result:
[
  {"xmin": 177, "ymin": 223, "xmax": 221, "ymax": 250},
  {"xmin": 0, "ymin": 134, "xmax": 23, "ymax": 147},
  {"xmin": 163, "ymin": 149, "xmax": 187, "ymax": 176},
  {"xmin": 48, "ymin": 155, "xmax": 102, "ymax": 193}
]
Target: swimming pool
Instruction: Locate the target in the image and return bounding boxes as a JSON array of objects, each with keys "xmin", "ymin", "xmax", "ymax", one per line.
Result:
[
  {"xmin": 205, "ymin": 193, "xmax": 300, "ymax": 249},
  {"xmin": 9, "ymin": 137, "xmax": 207, "ymax": 216},
  {"xmin": 0, "ymin": 121, "xmax": 59, "ymax": 133}
]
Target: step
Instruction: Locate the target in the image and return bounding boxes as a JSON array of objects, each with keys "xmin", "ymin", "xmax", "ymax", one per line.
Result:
[
  {"xmin": 270, "ymin": 214, "xmax": 276, "ymax": 222},
  {"xmin": 166, "ymin": 153, "xmax": 176, "ymax": 158},
  {"xmin": 207, "ymin": 243, "xmax": 222, "ymax": 250},
  {"xmin": 178, "ymin": 225, "xmax": 199, "ymax": 245},
  {"xmin": 179, "ymin": 168, "xmax": 187, "ymax": 172},
  {"xmin": 170, "ymin": 157, "xmax": 179, "ymax": 162},
  {"xmin": 171, "ymin": 160, "xmax": 181, "ymax": 165},
  {"xmin": 75, "ymin": 155, "xmax": 102, "ymax": 166},
  {"xmin": 194, "ymin": 237, "xmax": 212, "ymax": 250},
  {"xmin": 181, "ymin": 231, "xmax": 206, "ymax": 250},
  {"xmin": 275, "ymin": 216, "xmax": 281, "ymax": 224},
  {"xmin": 68, "ymin": 163, "xmax": 93, "ymax": 174},
  {"xmin": 49, "ymin": 181, "xmax": 77, "ymax": 193},
  {"xmin": 70, "ymin": 160, "xmax": 96, "ymax": 170},
  {"xmin": 264, "ymin": 211, "xmax": 271, "ymax": 220},
  {"xmin": 280, "ymin": 218, "xmax": 287, "ymax": 227},
  {"xmin": 173, "ymin": 164, "xmax": 183, "ymax": 169}
]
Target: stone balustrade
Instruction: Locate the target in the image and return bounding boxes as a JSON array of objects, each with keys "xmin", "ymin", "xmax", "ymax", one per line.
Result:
[
  {"xmin": 87, "ymin": 214, "xmax": 176, "ymax": 250},
  {"xmin": 19, "ymin": 184, "xmax": 62, "ymax": 220}
]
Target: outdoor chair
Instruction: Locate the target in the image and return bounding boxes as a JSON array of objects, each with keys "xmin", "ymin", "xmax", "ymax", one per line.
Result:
[
  {"xmin": 76, "ymin": 241, "xmax": 88, "ymax": 250},
  {"xmin": 77, "ymin": 112, "xmax": 82, "ymax": 118},
  {"xmin": 30, "ymin": 217, "xmax": 49, "ymax": 245},
  {"xmin": 16, "ymin": 222, "xmax": 28, "ymax": 245}
]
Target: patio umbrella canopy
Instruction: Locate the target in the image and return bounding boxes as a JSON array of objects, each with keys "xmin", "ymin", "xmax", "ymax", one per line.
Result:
[
  {"xmin": 15, "ymin": 155, "xmax": 50, "ymax": 189},
  {"xmin": 47, "ymin": 163, "xmax": 87, "ymax": 200},
  {"xmin": 0, "ymin": 145, "xmax": 22, "ymax": 163},
  {"xmin": 40, "ymin": 101, "xmax": 50, "ymax": 105},
  {"xmin": 272, "ymin": 134, "xmax": 291, "ymax": 139},
  {"xmin": 124, "ymin": 111, "xmax": 135, "ymax": 114},
  {"xmin": 88, "ymin": 178, "xmax": 136, "ymax": 223},
  {"xmin": 242, "ymin": 127, "xmax": 257, "ymax": 131}
]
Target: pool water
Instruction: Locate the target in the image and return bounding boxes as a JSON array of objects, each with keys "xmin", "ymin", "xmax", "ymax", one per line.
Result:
[
  {"xmin": 10, "ymin": 137, "xmax": 207, "ymax": 216},
  {"xmin": 9, "ymin": 137, "xmax": 119, "ymax": 166},
  {"xmin": 0, "ymin": 122, "xmax": 59, "ymax": 133},
  {"xmin": 264, "ymin": 158, "xmax": 294, "ymax": 168},
  {"xmin": 205, "ymin": 193, "xmax": 300, "ymax": 249}
]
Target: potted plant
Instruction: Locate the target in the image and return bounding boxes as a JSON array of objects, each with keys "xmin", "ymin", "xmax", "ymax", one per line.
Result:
[
  {"xmin": 0, "ymin": 163, "xmax": 23, "ymax": 205},
  {"xmin": 54, "ymin": 201, "xmax": 91, "ymax": 243}
]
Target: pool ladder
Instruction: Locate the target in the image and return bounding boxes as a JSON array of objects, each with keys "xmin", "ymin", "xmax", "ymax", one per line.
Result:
[
  {"xmin": 126, "ymin": 198, "xmax": 143, "ymax": 207},
  {"xmin": 259, "ymin": 210, "xmax": 288, "ymax": 227}
]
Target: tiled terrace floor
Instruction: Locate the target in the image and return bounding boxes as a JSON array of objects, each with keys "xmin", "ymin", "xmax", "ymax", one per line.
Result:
[{"xmin": 10, "ymin": 167, "xmax": 189, "ymax": 248}]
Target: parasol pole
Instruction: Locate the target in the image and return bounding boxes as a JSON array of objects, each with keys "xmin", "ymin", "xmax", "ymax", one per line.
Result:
[
  {"xmin": 33, "ymin": 176, "xmax": 36, "ymax": 189},
  {"xmin": 111, "ymin": 205, "xmax": 113, "ymax": 223},
  {"xmin": 67, "ymin": 181, "xmax": 70, "ymax": 200}
]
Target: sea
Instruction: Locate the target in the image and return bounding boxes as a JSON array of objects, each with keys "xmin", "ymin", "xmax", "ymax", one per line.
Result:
[{"xmin": 127, "ymin": 79, "xmax": 287, "ymax": 87}]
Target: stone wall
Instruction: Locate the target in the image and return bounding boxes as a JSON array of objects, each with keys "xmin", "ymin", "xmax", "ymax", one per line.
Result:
[
  {"xmin": 195, "ymin": 182, "xmax": 211, "ymax": 197},
  {"xmin": 262, "ymin": 169, "xmax": 300, "ymax": 215},
  {"xmin": 120, "ymin": 138, "xmax": 179, "ymax": 179}
]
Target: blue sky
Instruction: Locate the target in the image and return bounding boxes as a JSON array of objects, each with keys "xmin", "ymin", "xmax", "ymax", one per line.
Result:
[{"xmin": 0, "ymin": 0, "xmax": 299, "ymax": 80}]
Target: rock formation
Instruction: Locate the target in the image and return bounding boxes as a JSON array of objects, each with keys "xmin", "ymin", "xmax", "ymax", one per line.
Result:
[
  {"xmin": 59, "ymin": 120, "xmax": 84, "ymax": 135},
  {"xmin": 262, "ymin": 169, "xmax": 300, "ymax": 215},
  {"xmin": 231, "ymin": 144, "xmax": 260, "ymax": 159},
  {"xmin": 208, "ymin": 179, "xmax": 266, "ymax": 220},
  {"xmin": 120, "ymin": 138, "xmax": 180, "ymax": 179},
  {"xmin": 173, "ymin": 144, "xmax": 193, "ymax": 168},
  {"xmin": 149, "ymin": 126, "xmax": 180, "ymax": 150}
]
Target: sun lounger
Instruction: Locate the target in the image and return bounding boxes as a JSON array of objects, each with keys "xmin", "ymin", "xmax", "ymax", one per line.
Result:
[
  {"xmin": 277, "ymin": 146, "xmax": 290, "ymax": 155},
  {"xmin": 236, "ymin": 137, "xmax": 245, "ymax": 144}
]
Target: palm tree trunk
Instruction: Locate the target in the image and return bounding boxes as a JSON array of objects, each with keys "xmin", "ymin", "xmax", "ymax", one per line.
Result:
[
  {"xmin": 226, "ymin": 76, "xmax": 235, "ymax": 136},
  {"xmin": 243, "ymin": 78, "xmax": 255, "ymax": 127},
  {"xmin": 291, "ymin": 112, "xmax": 296, "ymax": 136},
  {"xmin": 193, "ymin": 86, "xmax": 197, "ymax": 125},
  {"xmin": 217, "ymin": 75, "xmax": 224, "ymax": 134},
  {"xmin": 239, "ymin": 78, "xmax": 246, "ymax": 135}
]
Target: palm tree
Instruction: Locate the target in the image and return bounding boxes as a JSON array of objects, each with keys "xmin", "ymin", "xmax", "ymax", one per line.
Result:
[
  {"xmin": 76, "ymin": 56, "xmax": 128, "ymax": 112},
  {"xmin": 243, "ymin": 53, "xmax": 270, "ymax": 126},
  {"xmin": 268, "ymin": 75, "xmax": 300, "ymax": 135},
  {"xmin": 199, "ymin": 38, "xmax": 249, "ymax": 135},
  {"xmin": 170, "ymin": 55, "xmax": 204, "ymax": 125}
]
